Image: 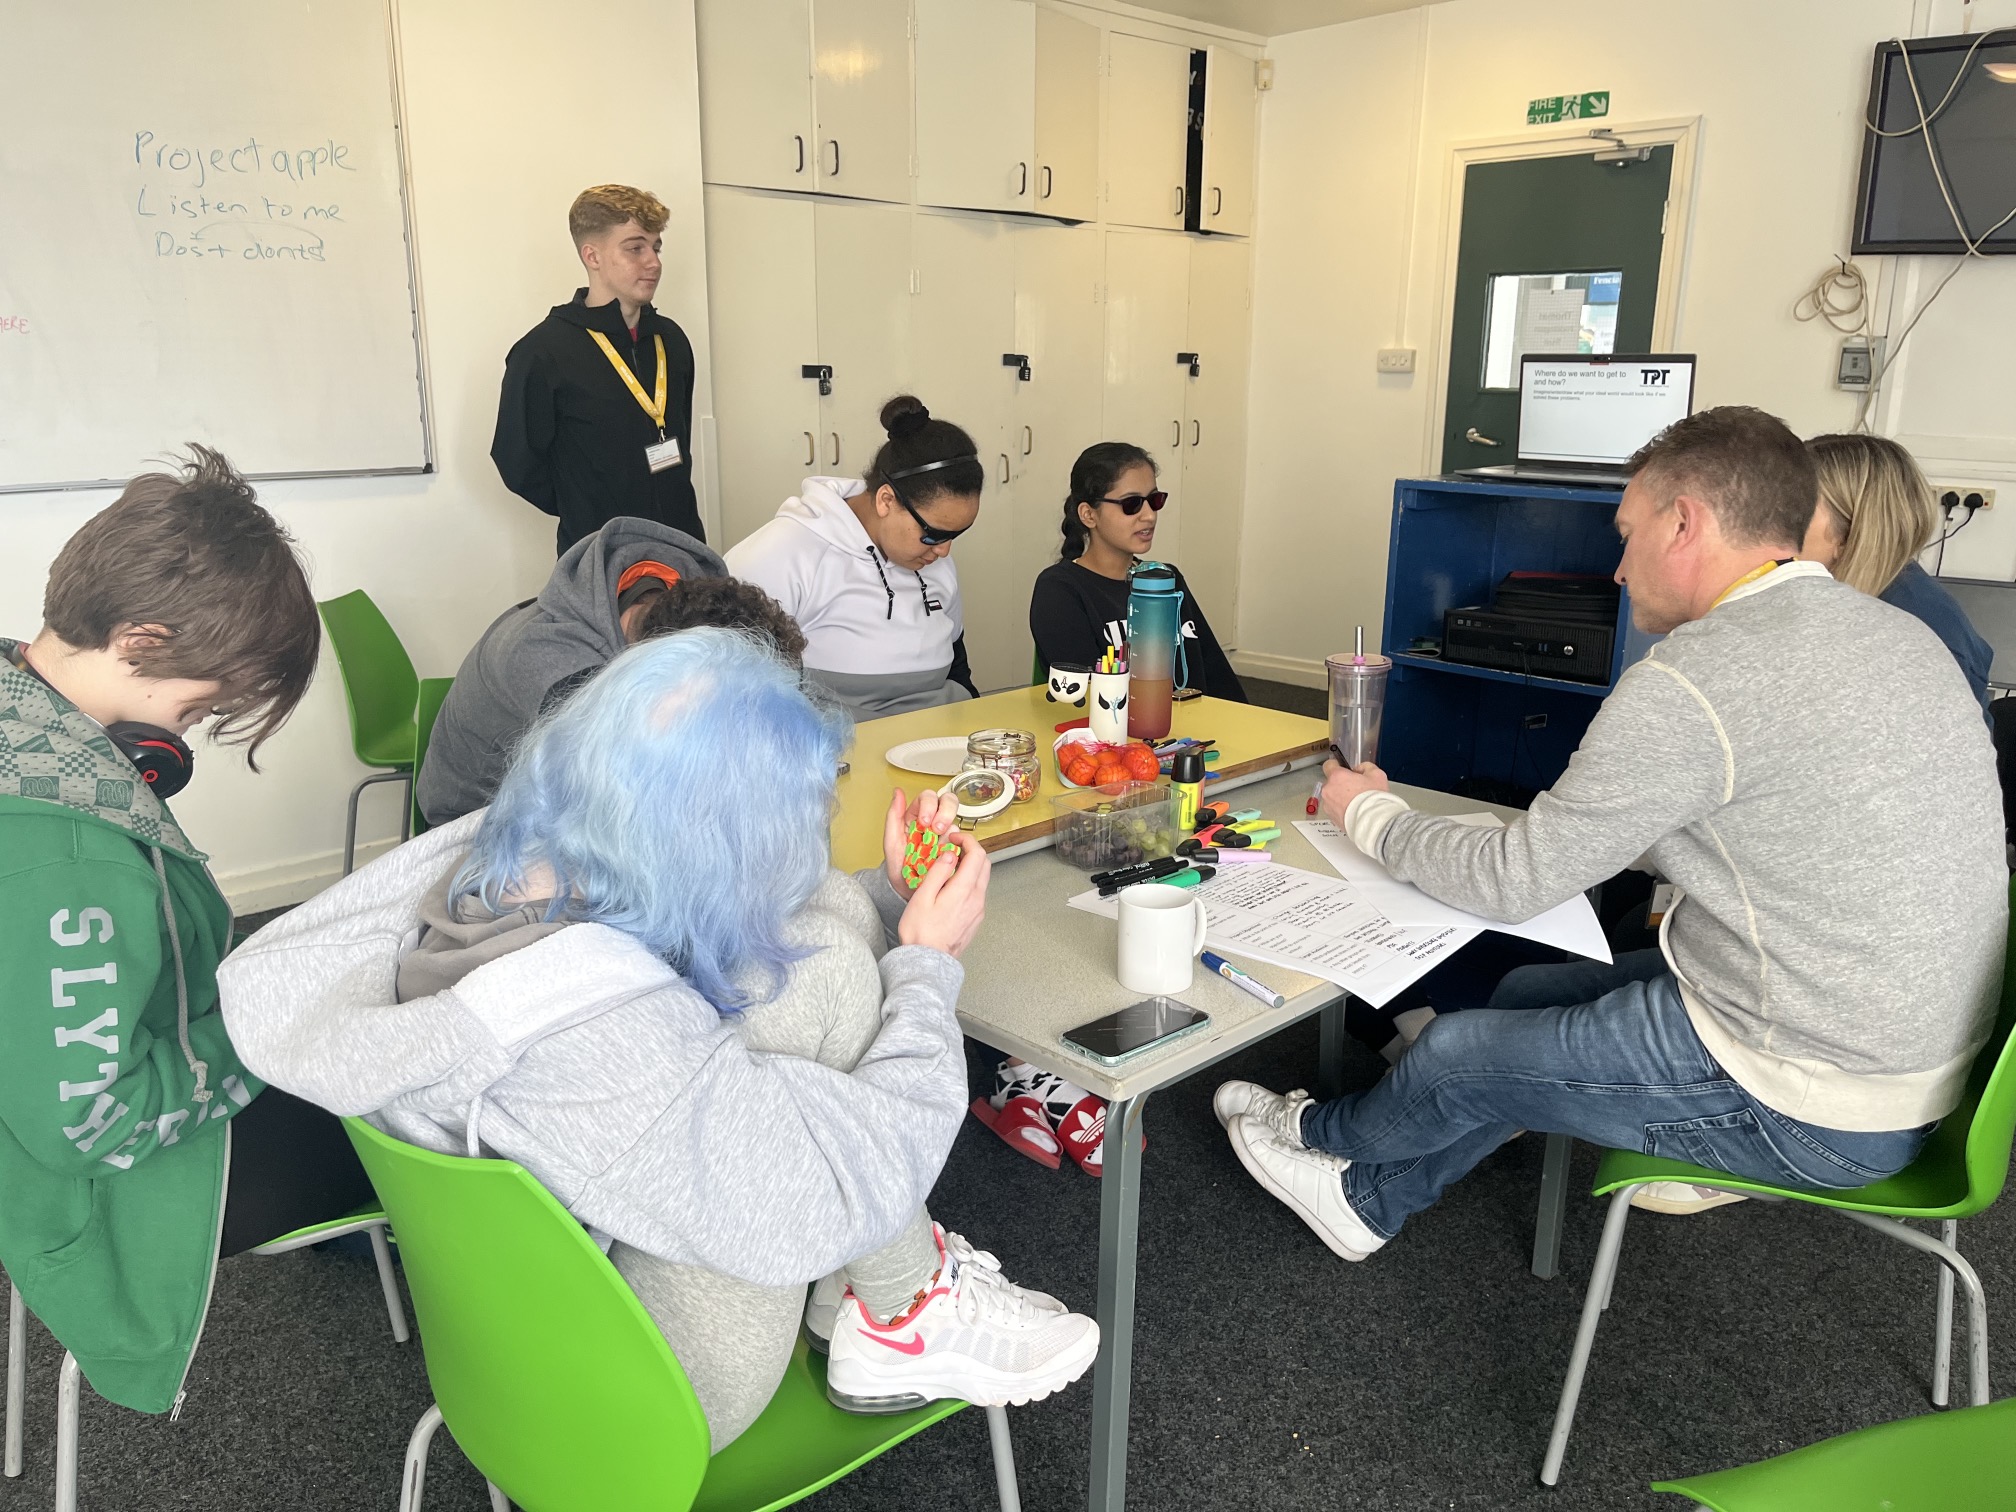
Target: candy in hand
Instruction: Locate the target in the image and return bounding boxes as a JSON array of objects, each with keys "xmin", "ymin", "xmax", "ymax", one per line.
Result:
[{"xmin": 900, "ymin": 820, "xmax": 959, "ymax": 890}]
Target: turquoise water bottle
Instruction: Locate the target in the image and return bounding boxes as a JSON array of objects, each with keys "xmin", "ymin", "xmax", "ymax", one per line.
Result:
[{"xmin": 1126, "ymin": 562, "xmax": 1185, "ymax": 739}]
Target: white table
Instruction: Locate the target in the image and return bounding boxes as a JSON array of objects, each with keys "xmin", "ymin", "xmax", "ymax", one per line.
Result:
[{"xmin": 953, "ymin": 766, "xmax": 1532, "ymax": 1512}]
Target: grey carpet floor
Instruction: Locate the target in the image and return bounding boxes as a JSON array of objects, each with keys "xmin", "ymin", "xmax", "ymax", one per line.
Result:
[{"xmin": 9, "ymin": 1011, "xmax": 2009, "ymax": 1510}]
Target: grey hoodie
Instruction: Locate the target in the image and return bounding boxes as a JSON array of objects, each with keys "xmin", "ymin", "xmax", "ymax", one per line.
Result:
[
  {"xmin": 215, "ymin": 813, "xmax": 970, "ymax": 1287},
  {"xmin": 417, "ymin": 519, "xmax": 727, "ymax": 826}
]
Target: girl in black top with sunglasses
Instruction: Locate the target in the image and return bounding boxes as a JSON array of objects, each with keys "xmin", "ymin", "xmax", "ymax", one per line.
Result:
[{"xmin": 1028, "ymin": 442, "xmax": 1247, "ymax": 702}]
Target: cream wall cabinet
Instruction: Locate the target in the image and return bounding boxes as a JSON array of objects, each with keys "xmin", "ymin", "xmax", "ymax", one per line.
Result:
[
  {"xmin": 697, "ymin": 0, "xmax": 912, "ymax": 202},
  {"xmin": 1198, "ymin": 44, "xmax": 1256, "ymax": 237},
  {"xmin": 913, "ymin": 1, "xmax": 1100, "ymax": 224},
  {"xmin": 1103, "ymin": 33, "xmax": 1191, "ymax": 232},
  {"xmin": 1101, "ymin": 228, "xmax": 1192, "ymax": 560},
  {"xmin": 1178, "ymin": 236, "xmax": 1252, "ymax": 635},
  {"xmin": 1010, "ymin": 221, "xmax": 1105, "ymax": 593}
]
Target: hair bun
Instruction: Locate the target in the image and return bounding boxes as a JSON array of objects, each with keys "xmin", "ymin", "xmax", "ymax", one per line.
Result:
[{"xmin": 881, "ymin": 396, "xmax": 932, "ymax": 440}]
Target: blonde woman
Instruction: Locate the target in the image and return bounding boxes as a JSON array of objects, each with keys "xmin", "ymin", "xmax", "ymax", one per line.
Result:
[{"xmin": 1804, "ymin": 433, "xmax": 1992, "ymax": 709}]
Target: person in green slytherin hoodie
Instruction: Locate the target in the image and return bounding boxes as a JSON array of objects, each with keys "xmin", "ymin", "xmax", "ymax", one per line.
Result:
[{"xmin": 0, "ymin": 446, "xmax": 358, "ymax": 1418}]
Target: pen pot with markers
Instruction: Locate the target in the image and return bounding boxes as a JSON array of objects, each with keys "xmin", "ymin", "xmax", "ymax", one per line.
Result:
[
  {"xmin": 1125, "ymin": 563, "xmax": 1182, "ymax": 740},
  {"xmin": 1087, "ymin": 670, "xmax": 1132, "ymax": 745}
]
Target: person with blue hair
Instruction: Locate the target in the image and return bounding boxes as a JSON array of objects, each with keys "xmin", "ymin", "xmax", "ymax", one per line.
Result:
[{"xmin": 220, "ymin": 628, "xmax": 1098, "ymax": 1448}]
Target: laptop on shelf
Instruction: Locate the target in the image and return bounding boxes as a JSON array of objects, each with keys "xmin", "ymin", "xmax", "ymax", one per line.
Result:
[{"xmin": 1458, "ymin": 353, "xmax": 1697, "ymax": 487}]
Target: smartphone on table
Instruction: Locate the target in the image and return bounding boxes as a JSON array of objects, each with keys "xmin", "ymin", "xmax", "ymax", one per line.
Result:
[{"xmin": 1061, "ymin": 997, "xmax": 1211, "ymax": 1066}]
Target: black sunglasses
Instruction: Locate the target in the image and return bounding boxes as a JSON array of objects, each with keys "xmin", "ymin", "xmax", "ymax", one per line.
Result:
[
  {"xmin": 1100, "ymin": 490, "xmax": 1169, "ymax": 516},
  {"xmin": 887, "ymin": 478, "xmax": 971, "ymax": 547}
]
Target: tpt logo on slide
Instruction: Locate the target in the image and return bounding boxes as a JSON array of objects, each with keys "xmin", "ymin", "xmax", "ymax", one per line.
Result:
[{"xmin": 1641, "ymin": 368, "xmax": 1672, "ymax": 386}]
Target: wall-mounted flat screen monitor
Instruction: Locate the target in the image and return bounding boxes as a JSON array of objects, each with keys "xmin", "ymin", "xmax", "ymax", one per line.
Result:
[{"xmin": 1854, "ymin": 32, "xmax": 2016, "ymax": 255}]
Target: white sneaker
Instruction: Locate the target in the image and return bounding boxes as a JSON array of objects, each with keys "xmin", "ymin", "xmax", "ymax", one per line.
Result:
[
  {"xmin": 804, "ymin": 1270, "xmax": 846, "ymax": 1353},
  {"xmin": 825, "ymin": 1230, "xmax": 1100, "ymax": 1414},
  {"xmin": 1227, "ymin": 1113, "xmax": 1386, "ymax": 1262},
  {"xmin": 1212, "ymin": 1080, "xmax": 1311, "ymax": 1145},
  {"xmin": 1630, "ymin": 1181, "xmax": 1751, "ymax": 1216}
]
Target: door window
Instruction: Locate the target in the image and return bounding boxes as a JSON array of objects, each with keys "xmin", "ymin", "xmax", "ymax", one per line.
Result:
[{"xmin": 1482, "ymin": 271, "xmax": 1622, "ymax": 388}]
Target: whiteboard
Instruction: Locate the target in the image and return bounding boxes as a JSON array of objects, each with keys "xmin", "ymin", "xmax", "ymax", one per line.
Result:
[{"xmin": 0, "ymin": 0, "xmax": 431, "ymax": 491}]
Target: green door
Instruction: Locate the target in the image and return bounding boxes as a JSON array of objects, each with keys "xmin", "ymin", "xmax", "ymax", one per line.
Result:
[{"xmin": 1441, "ymin": 147, "xmax": 1674, "ymax": 473}]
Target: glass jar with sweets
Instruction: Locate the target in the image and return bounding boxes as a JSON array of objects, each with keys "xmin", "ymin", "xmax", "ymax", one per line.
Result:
[{"xmin": 964, "ymin": 728, "xmax": 1040, "ymax": 805}]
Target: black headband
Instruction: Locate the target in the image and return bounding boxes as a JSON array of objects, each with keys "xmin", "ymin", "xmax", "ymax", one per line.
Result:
[{"xmin": 885, "ymin": 454, "xmax": 978, "ymax": 483}]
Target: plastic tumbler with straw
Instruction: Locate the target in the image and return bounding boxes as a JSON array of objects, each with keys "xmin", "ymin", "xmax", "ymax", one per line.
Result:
[{"xmin": 1316, "ymin": 627, "xmax": 1393, "ymax": 812}]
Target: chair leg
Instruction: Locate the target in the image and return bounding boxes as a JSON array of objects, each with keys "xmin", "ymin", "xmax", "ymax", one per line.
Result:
[
  {"xmin": 1839, "ymin": 1210, "xmax": 1990, "ymax": 1408},
  {"xmin": 343, "ymin": 770, "xmax": 411, "ymax": 876},
  {"xmin": 487, "ymin": 1482, "xmax": 510, "ymax": 1512},
  {"xmin": 1531, "ymin": 1133, "xmax": 1571, "ymax": 1280},
  {"xmin": 1541, "ymin": 1185, "xmax": 1640, "ymax": 1486},
  {"xmin": 399, "ymin": 1402, "xmax": 444, "ymax": 1512},
  {"xmin": 984, "ymin": 1405, "xmax": 1022, "ymax": 1512},
  {"xmin": 55, "ymin": 1353, "xmax": 79, "ymax": 1512},
  {"xmin": 5, "ymin": 1284, "xmax": 23, "ymax": 1478},
  {"xmin": 367, "ymin": 1225, "xmax": 411, "ymax": 1344},
  {"xmin": 1933, "ymin": 1219, "xmax": 1956, "ymax": 1409}
]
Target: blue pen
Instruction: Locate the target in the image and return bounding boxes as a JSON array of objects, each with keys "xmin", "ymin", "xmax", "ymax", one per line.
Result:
[{"xmin": 1200, "ymin": 950, "xmax": 1286, "ymax": 1009}]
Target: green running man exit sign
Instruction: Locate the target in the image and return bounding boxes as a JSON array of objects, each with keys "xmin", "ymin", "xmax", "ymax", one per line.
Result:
[{"xmin": 1527, "ymin": 91, "xmax": 1610, "ymax": 124}]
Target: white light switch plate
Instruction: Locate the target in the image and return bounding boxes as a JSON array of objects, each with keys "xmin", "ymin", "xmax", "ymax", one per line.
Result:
[{"xmin": 1377, "ymin": 348, "xmax": 1416, "ymax": 373}]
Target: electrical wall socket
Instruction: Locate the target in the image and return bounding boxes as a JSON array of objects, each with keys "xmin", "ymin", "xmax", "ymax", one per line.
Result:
[
  {"xmin": 1377, "ymin": 347, "xmax": 1416, "ymax": 373},
  {"xmin": 1936, "ymin": 484, "xmax": 1997, "ymax": 511}
]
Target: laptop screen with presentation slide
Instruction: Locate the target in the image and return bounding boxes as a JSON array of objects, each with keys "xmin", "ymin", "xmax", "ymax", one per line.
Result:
[{"xmin": 1517, "ymin": 354, "xmax": 1696, "ymax": 466}]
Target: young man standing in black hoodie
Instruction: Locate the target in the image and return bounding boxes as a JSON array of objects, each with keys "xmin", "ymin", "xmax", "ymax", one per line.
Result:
[{"xmin": 492, "ymin": 184, "xmax": 703, "ymax": 553}]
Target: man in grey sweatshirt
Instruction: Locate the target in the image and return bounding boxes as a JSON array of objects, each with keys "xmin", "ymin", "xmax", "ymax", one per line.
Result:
[{"xmin": 1216, "ymin": 406, "xmax": 2007, "ymax": 1260}]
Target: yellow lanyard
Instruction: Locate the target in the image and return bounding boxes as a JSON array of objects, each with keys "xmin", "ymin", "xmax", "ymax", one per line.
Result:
[
  {"xmin": 1711, "ymin": 559, "xmax": 1790, "ymax": 609},
  {"xmin": 587, "ymin": 330, "xmax": 668, "ymax": 436}
]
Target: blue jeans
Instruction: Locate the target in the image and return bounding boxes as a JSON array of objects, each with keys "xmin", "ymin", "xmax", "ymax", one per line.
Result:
[{"xmin": 1298, "ymin": 951, "xmax": 1931, "ymax": 1242}]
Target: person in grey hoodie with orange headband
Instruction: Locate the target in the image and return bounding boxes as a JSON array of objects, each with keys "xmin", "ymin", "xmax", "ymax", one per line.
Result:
[{"xmin": 221, "ymin": 629, "xmax": 1097, "ymax": 1449}]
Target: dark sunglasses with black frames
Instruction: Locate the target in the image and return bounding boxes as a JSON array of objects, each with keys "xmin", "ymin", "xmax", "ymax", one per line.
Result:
[
  {"xmin": 1099, "ymin": 489, "xmax": 1169, "ymax": 516},
  {"xmin": 884, "ymin": 455, "xmax": 978, "ymax": 547}
]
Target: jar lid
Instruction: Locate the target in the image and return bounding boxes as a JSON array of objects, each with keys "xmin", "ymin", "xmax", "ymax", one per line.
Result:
[
  {"xmin": 945, "ymin": 768, "xmax": 1014, "ymax": 826},
  {"xmin": 967, "ymin": 727, "xmax": 1036, "ymax": 756},
  {"xmin": 1129, "ymin": 561, "xmax": 1177, "ymax": 590}
]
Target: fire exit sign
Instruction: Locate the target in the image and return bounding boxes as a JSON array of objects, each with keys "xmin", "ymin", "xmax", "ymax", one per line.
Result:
[{"xmin": 1527, "ymin": 91, "xmax": 1610, "ymax": 124}]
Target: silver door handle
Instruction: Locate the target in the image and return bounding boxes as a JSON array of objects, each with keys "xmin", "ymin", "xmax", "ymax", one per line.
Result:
[
  {"xmin": 827, "ymin": 139, "xmax": 840, "ymax": 177},
  {"xmin": 1040, "ymin": 165, "xmax": 1053, "ymax": 199},
  {"xmin": 1171, "ymin": 420, "xmax": 1181, "ymax": 446},
  {"xmin": 794, "ymin": 135, "xmax": 805, "ymax": 174},
  {"xmin": 803, "ymin": 431, "xmax": 815, "ymax": 466},
  {"xmin": 1021, "ymin": 425, "xmax": 1033, "ymax": 456},
  {"xmin": 998, "ymin": 453, "xmax": 1010, "ymax": 484},
  {"xmin": 1017, "ymin": 161, "xmax": 1028, "ymax": 196},
  {"xmin": 1465, "ymin": 427, "xmax": 1503, "ymax": 446},
  {"xmin": 829, "ymin": 432, "xmax": 841, "ymax": 466},
  {"xmin": 1174, "ymin": 185, "xmax": 1185, "ymax": 218},
  {"xmin": 1191, "ymin": 420, "xmax": 1201, "ymax": 446},
  {"xmin": 1212, "ymin": 186, "xmax": 1223, "ymax": 217}
]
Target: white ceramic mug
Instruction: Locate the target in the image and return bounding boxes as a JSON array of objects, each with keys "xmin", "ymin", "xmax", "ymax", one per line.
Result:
[{"xmin": 1116, "ymin": 883, "xmax": 1208, "ymax": 995}]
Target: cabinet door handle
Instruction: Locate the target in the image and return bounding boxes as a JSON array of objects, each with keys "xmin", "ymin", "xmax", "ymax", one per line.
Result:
[
  {"xmin": 803, "ymin": 431, "xmax": 815, "ymax": 466},
  {"xmin": 998, "ymin": 453, "xmax": 1011, "ymax": 484},
  {"xmin": 1040, "ymin": 165, "xmax": 1053, "ymax": 199},
  {"xmin": 1465, "ymin": 427, "xmax": 1502, "ymax": 447},
  {"xmin": 829, "ymin": 432, "xmax": 841, "ymax": 467},
  {"xmin": 1021, "ymin": 425, "xmax": 1033, "ymax": 456},
  {"xmin": 1017, "ymin": 161, "xmax": 1028, "ymax": 196},
  {"xmin": 1171, "ymin": 419, "xmax": 1181, "ymax": 447},
  {"xmin": 1192, "ymin": 420, "xmax": 1201, "ymax": 446},
  {"xmin": 794, "ymin": 135, "xmax": 806, "ymax": 174},
  {"xmin": 1174, "ymin": 185, "xmax": 1186, "ymax": 218},
  {"xmin": 1212, "ymin": 186, "xmax": 1223, "ymax": 217},
  {"xmin": 827, "ymin": 139, "xmax": 840, "ymax": 177}
]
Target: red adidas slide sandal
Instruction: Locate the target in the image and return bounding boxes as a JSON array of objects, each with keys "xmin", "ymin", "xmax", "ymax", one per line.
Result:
[
  {"xmin": 969, "ymin": 1094, "xmax": 1062, "ymax": 1170},
  {"xmin": 1056, "ymin": 1094, "xmax": 1144, "ymax": 1179}
]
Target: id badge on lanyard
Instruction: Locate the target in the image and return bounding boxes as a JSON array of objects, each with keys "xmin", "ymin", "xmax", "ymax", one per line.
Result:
[{"xmin": 589, "ymin": 330, "xmax": 683, "ymax": 472}]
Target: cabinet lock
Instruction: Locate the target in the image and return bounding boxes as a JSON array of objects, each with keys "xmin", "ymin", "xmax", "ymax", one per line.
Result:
[
  {"xmin": 1177, "ymin": 351, "xmax": 1201, "ymax": 377},
  {"xmin": 1002, "ymin": 353, "xmax": 1032, "ymax": 381},
  {"xmin": 801, "ymin": 364, "xmax": 834, "ymax": 396}
]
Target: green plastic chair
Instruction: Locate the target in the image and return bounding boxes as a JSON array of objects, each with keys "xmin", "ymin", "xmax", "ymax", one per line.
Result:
[
  {"xmin": 7, "ymin": 1201, "xmax": 411, "ymax": 1511},
  {"xmin": 1651, "ymin": 1397, "xmax": 2016, "ymax": 1510},
  {"xmin": 409, "ymin": 676, "xmax": 454, "ymax": 838},
  {"xmin": 1543, "ymin": 877, "xmax": 2016, "ymax": 1485},
  {"xmin": 342, "ymin": 1118, "xmax": 1023, "ymax": 1512},
  {"xmin": 318, "ymin": 590, "xmax": 422, "ymax": 875}
]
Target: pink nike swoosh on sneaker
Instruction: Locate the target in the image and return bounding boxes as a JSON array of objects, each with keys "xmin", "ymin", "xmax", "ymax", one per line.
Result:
[{"xmin": 865, "ymin": 1332, "xmax": 927, "ymax": 1356}]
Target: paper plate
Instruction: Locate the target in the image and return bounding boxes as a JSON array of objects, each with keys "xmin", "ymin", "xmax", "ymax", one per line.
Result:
[{"xmin": 883, "ymin": 736, "xmax": 970, "ymax": 778}]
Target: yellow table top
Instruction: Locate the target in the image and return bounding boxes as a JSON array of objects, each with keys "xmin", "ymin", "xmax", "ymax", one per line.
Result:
[{"xmin": 830, "ymin": 688, "xmax": 1331, "ymax": 872}]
